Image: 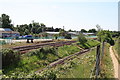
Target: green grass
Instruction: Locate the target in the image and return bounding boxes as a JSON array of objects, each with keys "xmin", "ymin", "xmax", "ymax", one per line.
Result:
[
  {"xmin": 57, "ymin": 48, "xmax": 96, "ymax": 78},
  {"xmin": 77, "ymin": 39, "xmax": 100, "ymax": 49},
  {"xmin": 3, "ymin": 44, "xmax": 81, "ymax": 77},
  {"xmin": 3, "ymin": 39, "xmax": 100, "ymax": 78},
  {"xmin": 100, "ymin": 43, "xmax": 114, "ymax": 78},
  {"xmin": 113, "ymin": 37, "xmax": 120, "ymax": 56},
  {"xmin": 35, "ymin": 47, "xmax": 96, "ymax": 78}
]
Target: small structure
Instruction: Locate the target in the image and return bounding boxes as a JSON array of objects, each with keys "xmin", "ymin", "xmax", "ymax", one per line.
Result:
[
  {"xmin": 83, "ymin": 33, "xmax": 96, "ymax": 36},
  {"xmin": 0, "ymin": 28, "xmax": 20, "ymax": 38},
  {"xmin": 24, "ymin": 35, "xmax": 34, "ymax": 43},
  {"xmin": 83, "ymin": 33, "xmax": 97, "ymax": 39},
  {"xmin": 68, "ymin": 32, "xmax": 79, "ymax": 36}
]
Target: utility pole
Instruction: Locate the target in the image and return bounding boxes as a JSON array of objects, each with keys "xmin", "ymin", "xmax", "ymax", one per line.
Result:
[
  {"xmin": 63, "ymin": 26, "xmax": 64, "ymax": 31},
  {"xmin": 95, "ymin": 45, "xmax": 100, "ymax": 78}
]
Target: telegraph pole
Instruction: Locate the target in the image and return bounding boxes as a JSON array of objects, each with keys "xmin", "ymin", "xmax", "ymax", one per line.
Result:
[{"xmin": 95, "ymin": 45, "xmax": 100, "ymax": 78}]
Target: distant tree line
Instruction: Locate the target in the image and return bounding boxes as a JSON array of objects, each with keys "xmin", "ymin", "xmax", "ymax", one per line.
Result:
[
  {"xmin": 0, "ymin": 13, "xmax": 120, "ymax": 38},
  {"xmin": 13, "ymin": 22, "xmax": 63, "ymax": 36}
]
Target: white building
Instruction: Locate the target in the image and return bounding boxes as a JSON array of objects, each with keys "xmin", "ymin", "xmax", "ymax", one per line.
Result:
[{"xmin": 0, "ymin": 28, "xmax": 20, "ymax": 38}]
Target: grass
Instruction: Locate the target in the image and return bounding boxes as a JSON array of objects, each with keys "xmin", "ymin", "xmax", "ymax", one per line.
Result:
[
  {"xmin": 3, "ymin": 39, "xmax": 100, "ymax": 78},
  {"xmin": 57, "ymin": 48, "xmax": 96, "ymax": 78},
  {"xmin": 77, "ymin": 39, "xmax": 100, "ymax": 49},
  {"xmin": 100, "ymin": 43, "xmax": 114, "ymax": 78},
  {"xmin": 113, "ymin": 37, "xmax": 120, "ymax": 56},
  {"xmin": 36, "ymin": 47, "xmax": 97, "ymax": 78},
  {"xmin": 3, "ymin": 44, "xmax": 81, "ymax": 77}
]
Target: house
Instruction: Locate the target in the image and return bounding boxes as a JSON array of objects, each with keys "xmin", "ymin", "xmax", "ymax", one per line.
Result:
[{"xmin": 0, "ymin": 28, "xmax": 20, "ymax": 38}]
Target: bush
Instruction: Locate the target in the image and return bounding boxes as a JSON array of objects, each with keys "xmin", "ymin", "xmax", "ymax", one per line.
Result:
[
  {"xmin": 78, "ymin": 33, "xmax": 87, "ymax": 44},
  {"xmin": 26, "ymin": 46, "xmax": 57, "ymax": 59},
  {"xmin": 1, "ymin": 49, "xmax": 20, "ymax": 68},
  {"xmin": 64, "ymin": 34, "xmax": 72, "ymax": 39},
  {"xmin": 109, "ymin": 39, "xmax": 115, "ymax": 46},
  {"xmin": 0, "ymin": 40, "xmax": 6, "ymax": 45}
]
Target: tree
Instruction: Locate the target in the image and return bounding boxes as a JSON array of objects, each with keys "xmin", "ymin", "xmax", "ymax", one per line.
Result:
[
  {"xmin": 64, "ymin": 34, "xmax": 72, "ymax": 39},
  {"xmin": 54, "ymin": 28, "xmax": 60, "ymax": 32},
  {"xmin": 81, "ymin": 29, "xmax": 87, "ymax": 33},
  {"xmin": 59, "ymin": 29, "xmax": 66, "ymax": 38},
  {"xmin": 24, "ymin": 29, "xmax": 29, "ymax": 35},
  {"xmin": 31, "ymin": 27, "xmax": 37, "ymax": 34},
  {"xmin": 97, "ymin": 30, "xmax": 113, "ymax": 43},
  {"xmin": 97, "ymin": 30, "xmax": 115, "ymax": 58},
  {"xmin": 36, "ymin": 27, "xmax": 42, "ymax": 34},
  {"xmin": 54, "ymin": 34, "xmax": 59, "ymax": 39},
  {"xmin": 40, "ymin": 23, "xmax": 46, "ymax": 27},
  {"xmin": 88, "ymin": 29, "xmax": 97, "ymax": 33},
  {"xmin": 1, "ymin": 14, "xmax": 13, "ymax": 30},
  {"xmin": 78, "ymin": 33, "xmax": 87, "ymax": 44}
]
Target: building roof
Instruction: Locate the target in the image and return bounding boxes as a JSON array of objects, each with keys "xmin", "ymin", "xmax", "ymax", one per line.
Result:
[
  {"xmin": 0, "ymin": 28, "xmax": 12, "ymax": 31},
  {"xmin": 83, "ymin": 33, "xmax": 95, "ymax": 35},
  {"xmin": 46, "ymin": 32, "xmax": 59, "ymax": 34},
  {"xmin": 68, "ymin": 32, "xmax": 79, "ymax": 35}
]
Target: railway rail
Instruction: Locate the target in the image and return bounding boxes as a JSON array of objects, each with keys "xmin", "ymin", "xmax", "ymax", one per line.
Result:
[{"xmin": 12, "ymin": 41, "xmax": 76, "ymax": 53}]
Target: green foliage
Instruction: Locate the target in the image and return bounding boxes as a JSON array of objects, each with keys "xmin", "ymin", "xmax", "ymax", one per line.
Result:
[
  {"xmin": 81, "ymin": 29, "xmax": 87, "ymax": 33},
  {"xmin": 100, "ymin": 44, "xmax": 114, "ymax": 78},
  {"xmin": 1, "ymin": 49, "xmax": 20, "ymax": 68},
  {"xmin": 88, "ymin": 28, "xmax": 97, "ymax": 33},
  {"xmin": 77, "ymin": 39, "xmax": 100, "ymax": 49},
  {"xmin": 78, "ymin": 33, "xmax": 87, "ymax": 44},
  {"xmin": 113, "ymin": 37, "xmax": 120, "ymax": 57},
  {"xmin": 3, "ymin": 44, "xmax": 81, "ymax": 78},
  {"xmin": 64, "ymin": 34, "xmax": 72, "ymax": 39},
  {"xmin": 97, "ymin": 30, "xmax": 115, "ymax": 45},
  {"xmin": 59, "ymin": 29, "xmax": 66, "ymax": 37},
  {"xmin": 40, "ymin": 48, "xmax": 97, "ymax": 78},
  {"xmin": 1, "ymin": 14, "xmax": 13, "ymax": 30},
  {"xmin": 0, "ymin": 40, "xmax": 6, "ymax": 45}
]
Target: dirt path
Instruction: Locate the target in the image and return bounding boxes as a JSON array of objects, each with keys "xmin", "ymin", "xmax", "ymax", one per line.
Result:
[{"xmin": 109, "ymin": 46, "xmax": 120, "ymax": 79}]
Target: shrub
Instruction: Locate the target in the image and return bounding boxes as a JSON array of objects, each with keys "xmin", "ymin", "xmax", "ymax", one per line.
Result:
[
  {"xmin": 64, "ymin": 34, "xmax": 72, "ymax": 39},
  {"xmin": 78, "ymin": 33, "xmax": 87, "ymax": 44},
  {"xmin": 1, "ymin": 49, "xmax": 20, "ymax": 68},
  {"xmin": 0, "ymin": 40, "xmax": 6, "ymax": 45}
]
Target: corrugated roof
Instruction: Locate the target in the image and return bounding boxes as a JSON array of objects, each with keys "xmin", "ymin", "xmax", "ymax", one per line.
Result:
[
  {"xmin": 0, "ymin": 28, "xmax": 12, "ymax": 31},
  {"xmin": 46, "ymin": 32, "xmax": 59, "ymax": 34}
]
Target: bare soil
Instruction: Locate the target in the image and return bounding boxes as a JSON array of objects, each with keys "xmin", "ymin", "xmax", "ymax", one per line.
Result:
[{"xmin": 109, "ymin": 46, "xmax": 120, "ymax": 79}]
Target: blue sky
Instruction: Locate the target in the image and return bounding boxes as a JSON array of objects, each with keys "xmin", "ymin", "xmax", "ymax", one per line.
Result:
[{"xmin": 0, "ymin": 0, "xmax": 119, "ymax": 31}]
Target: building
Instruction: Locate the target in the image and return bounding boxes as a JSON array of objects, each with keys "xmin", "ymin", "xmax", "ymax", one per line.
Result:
[
  {"xmin": 83, "ymin": 33, "xmax": 96, "ymax": 36},
  {"xmin": 0, "ymin": 28, "xmax": 20, "ymax": 38}
]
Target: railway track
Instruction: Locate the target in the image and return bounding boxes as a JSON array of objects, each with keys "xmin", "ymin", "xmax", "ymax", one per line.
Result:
[
  {"xmin": 12, "ymin": 41, "xmax": 76, "ymax": 53},
  {"xmin": 35, "ymin": 49, "xmax": 90, "ymax": 73}
]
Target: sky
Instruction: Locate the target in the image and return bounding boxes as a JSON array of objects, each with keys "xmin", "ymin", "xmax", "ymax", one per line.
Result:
[{"xmin": 0, "ymin": 0, "xmax": 119, "ymax": 31}]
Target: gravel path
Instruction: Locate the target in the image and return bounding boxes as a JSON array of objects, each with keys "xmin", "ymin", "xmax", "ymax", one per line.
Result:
[{"xmin": 109, "ymin": 46, "xmax": 120, "ymax": 79}]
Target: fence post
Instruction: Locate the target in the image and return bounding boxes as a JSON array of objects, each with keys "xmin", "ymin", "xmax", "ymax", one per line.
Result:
[
  {"xmin": 101, "ymin": 41, "xmax": 104, "ymax": 58},
  {"xmin": 95, "ymin": 45, "xmax": 100, "ymax": 78}
]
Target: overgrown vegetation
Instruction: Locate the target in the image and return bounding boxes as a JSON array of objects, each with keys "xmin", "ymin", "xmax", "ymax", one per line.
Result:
[
  {"xmin": 26, "ymin": 46, "xmax": 97, "ymax": 78},
  {"xmin": 2, "ymin": 44, "xmax": 80, "ymax": 77},
  {"xmin": 100, "ymin": 43, "xmax": 114, "ymax": 78},
  {"xmin": 1, "ymin": 49, "xmax": 20, "ymax": 68},
  {"xmin": 77, "ymin": 39, "xmax": 100, "ymax": 49},
  {"xmin": 113, "ymin": 37, "xmax": 120, "ymax": 56},
  {"xmin": 2, "ymin": 39, "xmax": 100, "ymax": 78},
  {"xmin": 0, "ymin": 40, "xmax": 6, "ymax": 45}
]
